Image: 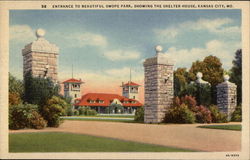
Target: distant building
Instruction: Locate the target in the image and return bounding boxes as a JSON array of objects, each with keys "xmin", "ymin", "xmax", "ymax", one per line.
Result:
[
  {"xmin": 63, "ymin": 78, "xmax": 83, "ymax": 103},
  {"xmin": 22, "ymin": 28, "xmax": 59, "ymax": 82},
  {"xmin": 121, "ymin": 81, "xmax": 140, "ymax": 100},
  {"xmin": 74, "ymin": 93, "xmax": 143, "ymax": 114}
]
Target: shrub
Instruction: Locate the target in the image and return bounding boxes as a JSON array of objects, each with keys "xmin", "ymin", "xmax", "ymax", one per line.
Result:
[
  {"xmin": 231, "ymin": 105, "xmax": 242, "ymax": 122},
  {"xmin": 180, "ymin": 95, "xmax": 197, "ymax": 112},
  {"xmin": 75, "ymin": 106, "xmax": 97, "ymax": 116},
  {"xmin": 66, "ymin": 107, "xmax": 74, "ymax": 116},
  {"xmin": 195, "ymin": 105, "xmax": 212, "ymax": 123},
  {"xmin": 86, "ymin": 109, "xmax": 97, "ymax": 116},
  {"xmin": 134, "ymin": 107, "xmax": 144, "ymax": 122},
  {"xmin": 78, "ymin": 107, "xmax": 85, "ymax": 115},
  {"xmin": 29, "ymin": 111, "xmax": 47, "ymax": 129},
  {"xmin": 74, "ymin": 110, "xmax": 79, "ymax": 116},
  {"xmin": 164, "ymin": 104, "xmax": 195, "ymax": 124},
  {"xmin": 9, "ymin": 103, "xmax": 46, "ymax": 129},
  {"xmin": 208, "ymin": 105, "xmax": 228, "ymax": 123},
  {"xmin": 41, "ymin": 96, "xmax": 68, "ymax": 127}
]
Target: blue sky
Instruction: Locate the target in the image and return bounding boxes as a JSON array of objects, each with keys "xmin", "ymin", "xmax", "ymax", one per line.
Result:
[{"xmin": 10, "ymin": 9, "xmax": 241, "ymax": 94}]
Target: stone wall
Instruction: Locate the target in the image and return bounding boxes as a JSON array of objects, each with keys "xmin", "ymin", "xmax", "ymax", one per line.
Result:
[
  {"xmin": 143, "ymin": 46, "xmax": 174, "ymax": 123},
  {"xmin": 216, "ymin": 75, "xmax": 237, "ymax": 120}
]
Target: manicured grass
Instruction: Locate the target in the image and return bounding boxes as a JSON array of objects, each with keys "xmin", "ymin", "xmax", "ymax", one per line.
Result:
[
  {"xmin": 198, "ymin": 125, "xmax": 241, "ymax": 131},
  {"xmin": 9, "ymin": 132, "xmax": 195, "ymax": 152}
]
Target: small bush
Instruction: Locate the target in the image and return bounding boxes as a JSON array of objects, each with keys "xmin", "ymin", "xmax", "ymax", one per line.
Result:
[
  {"xmin": 29, "ymin": 111, "xmax": 47, "ymax": 129},
  {"xmin": 231, "ymin": 105, "xmax": 242, "ymax": 122},
  {"xmin": 78, "ymin": 107, "xmax": 85, "ymax": 115},
  {"xmin": 74, "ymin": 110, "xmax": 79, "ymax": 116},
  {"xmin": 164, "ymin": 104, "xmax": 195, "ymax": 124},
  {"xmin": 41, "ymin": 96, "xmax": 68, "ymax": 127},
  {"xmin": 180, "ymin": 95, "xmax": 197, "ymax": 112},
  {"xmin": 208, "ymin": 105, "xmax": 228, "ymax": 123},
  {"xmin": 66, "ymin": 108, "xmax": 74, "ymax": 116},
  {"xmin": 86, "ymin": 109, "xmax": 97, "ymax": 116},
  {"xmin": 9, "ymin": 103, "xmax": 46, "ymax": 129},
  {"xmin": 134, "ymin": 107, "xmax": 144, "ymax": 122},
  {"xmin": 195, "ymin": 105, "xmax": 212, "ymax": 123}
]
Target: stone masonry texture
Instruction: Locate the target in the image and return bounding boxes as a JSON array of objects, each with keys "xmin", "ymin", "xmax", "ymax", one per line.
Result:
[
  {"xmin": 22, "ymin": 34, "xmax": 59, "ymax": 83},
  {"xmin": 143, "ymin": 52, "xmax": 174, "ymax": 123},
  {"xmin": 216, "ymin": 78, "xmax": 237, "ymax": 120}
]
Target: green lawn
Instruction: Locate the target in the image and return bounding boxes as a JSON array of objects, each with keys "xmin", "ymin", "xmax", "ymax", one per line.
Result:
[
  {"xmin": 198, "ymin": 125, "xmax": 241, "ymax": 131},
  {"xmin": 9, "ymin": 132, "xmax": 194, "ymax": 152}
]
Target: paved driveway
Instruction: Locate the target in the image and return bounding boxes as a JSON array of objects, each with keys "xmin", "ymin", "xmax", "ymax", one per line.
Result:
[{"xmin": 10, "ymin": 120, "xmax": 241, "ymax": 152}]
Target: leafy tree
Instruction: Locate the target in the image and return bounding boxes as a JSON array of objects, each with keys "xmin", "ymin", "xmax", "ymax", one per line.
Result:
[
  {"xmin": 24, "ymin": 72, "xmax": 60, "ymax": 107},
  {"xmin": 174, "ymin": 68, "xmax": 189, "ymax": 96},
  {"xmin": 9, "ymin": 73, "xmax": 24, "ymax": 105},
  {"xmin": 188, "ymin": 56, "xmax": 224, "ymax": 104},
  {"xmin": 230, "ymin": 49, "xmax": 242, "ymax": 105},
  {"xmin": 179, "ymin": 83, "xmax": 211, "ymax": 106},
  {"xmin": 189, "ymin": 56, "xmax": 224, "ymax": 86},
  {"xmin": 9, "ymin": 73, "xmax": 24, "ymax": 96}
]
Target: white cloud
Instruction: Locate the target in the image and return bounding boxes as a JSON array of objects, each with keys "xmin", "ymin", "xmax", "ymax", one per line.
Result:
[
  {"xmin": 103, "ymin": 50, "xmax": 140, "ymax": 61},
  {"xmin": 67, "ymin": 32, "xmax": 107, "ymax": 48},
  {"xmin": 154, "ymin": 27, "xmax": 179, "ymax": 42},
  {"xmin": 155, "ymin": 18, "xmax": 241, "ymax": 42},
  {"xmin": 166, "ymin": 39, "xmax": 240, "ymax": 70},
  {"xmin": 10, "ymin": 25, "xmax": 35, "ymax": 43}
]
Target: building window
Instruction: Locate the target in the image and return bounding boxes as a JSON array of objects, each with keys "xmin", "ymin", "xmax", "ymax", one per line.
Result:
[
  {"xmin": 75, "ymin": 94, "xmax": 77, "ymax": 98},
  {"xmin": 133, "ymin": 96, "xmax": 135, "ymax": 99}
]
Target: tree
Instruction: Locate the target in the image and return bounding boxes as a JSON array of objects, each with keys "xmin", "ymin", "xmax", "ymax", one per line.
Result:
[
  {"xmin": 9, "ymin": 73, "xmax": 24, "ymax": 95},
  {"xmin": 189, "ymin": 56, "xmax": 224, "ymax": 86},
  {"xmin": 24, "ymin": 72, "xmax": 60, "ymax": 107},
  {"xmin": 188, "ymin": 56, "xmax": 224, "ymax": 104},
  {"xmin": 230, "ymin": 49, "xmax": 242, "ymax": 105},
  {"xmin": 9, "ymin": 73, "xmax": 24, "ymax": 105},
  {"xmin": 174, "ymin": 68, "xmax": 189, "ymax": 96}
]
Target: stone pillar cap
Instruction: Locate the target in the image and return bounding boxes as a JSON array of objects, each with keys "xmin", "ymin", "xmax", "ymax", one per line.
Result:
[
  {"xmin": 195, "ymin": 72, "xmax": 210, "ymax": 85},
  {"xmin": 224, "ymin": 75, "xmax": 230, "ymax": 82},
  {"xmin": 155, "ymin": 45, "xmax": 163, "ymax": 55},
  {"xmin": 36, "ymin": 28, "xmax": 46, "ymax": 39}
]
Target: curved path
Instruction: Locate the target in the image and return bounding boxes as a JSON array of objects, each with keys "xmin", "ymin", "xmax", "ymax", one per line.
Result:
[{"xmin": 10, "ymin": 120, "xmax": 241, "ymax": 152}]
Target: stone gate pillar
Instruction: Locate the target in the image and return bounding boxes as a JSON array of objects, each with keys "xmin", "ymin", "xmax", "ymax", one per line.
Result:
[
  {"xmin": 143, "ymin": 45, "xmax": 174, "ymax": 123},
  {"xmin": 22, "ymin": 28, "xmax": 59, "ymax": 83},
  {"xmin": 216, "ymin": 75, "xmax": 237, "ymax": 120}
]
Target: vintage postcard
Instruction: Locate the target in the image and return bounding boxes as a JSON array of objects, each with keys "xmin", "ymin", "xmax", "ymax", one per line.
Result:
[{"xmin": 0, "ymin": 0, "xmax": 249, "ymax": 159}]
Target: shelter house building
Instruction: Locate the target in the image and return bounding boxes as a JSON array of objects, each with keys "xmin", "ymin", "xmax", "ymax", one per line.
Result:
[{"xmin": 75, "ymin": 93, "xmax": 143, "ymax": 114}]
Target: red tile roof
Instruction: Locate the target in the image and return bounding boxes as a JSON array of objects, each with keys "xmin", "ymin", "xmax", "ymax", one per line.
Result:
[
  {"xmin": 122, "ymin": 81, "xmax": 140, "ymax": 86},
  {"xmin": 75, "ymin": 93, "xmax": 143, "ymax": 107},
  {"xmin": 63, "ymin": 78, "xmax": 83, "ymax": 83}
]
